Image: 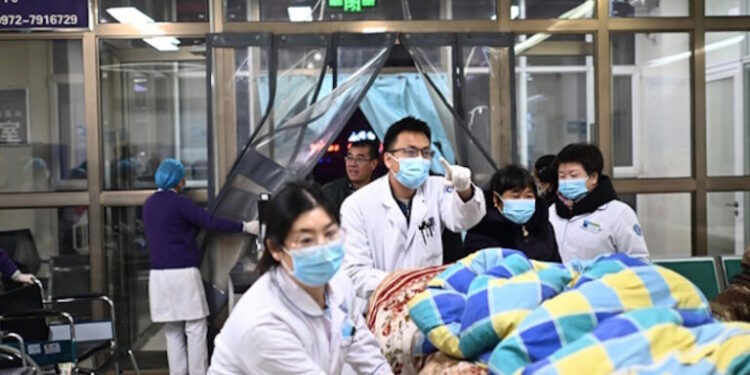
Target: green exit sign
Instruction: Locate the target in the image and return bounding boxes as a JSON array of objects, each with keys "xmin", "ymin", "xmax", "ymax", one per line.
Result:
[{"xmin": 329, "ymin": 0, "xmax": 376, "ymax": 13}]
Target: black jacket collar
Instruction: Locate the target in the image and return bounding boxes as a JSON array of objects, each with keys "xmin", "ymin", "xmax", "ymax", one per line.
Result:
[{"xmin": 555, "ymin": 175, "xmax": 618, "ymax": 219}]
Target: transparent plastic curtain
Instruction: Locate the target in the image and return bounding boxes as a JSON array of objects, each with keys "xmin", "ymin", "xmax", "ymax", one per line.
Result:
[
  {"xmin": 230, "ymin": 44, "xmax": 270, "ymax": 154},
  {"xmin": 357, "ymin": 73, "xmax": 457, "ymax": 169},
  {"xmin": 460, "ymin": 43, "xmax": 511, "ymax": 186},
  {"xmin": 201, "ymin": 35, "xmax": 331, "ymax": 302},
  {"xmin": 402, "ymin": 33, "xmax": 514, "ymax": 188},
  {"xmin": 252, "ymin": 40, "xmax": 393, "ymax": 172},
  {"xmin": 254, "ymin": 35, "xmax": 330, "ymax": 150},
  {"xmin": 200, "ymin": 33, "xmax": 394, "ymax": 318}
]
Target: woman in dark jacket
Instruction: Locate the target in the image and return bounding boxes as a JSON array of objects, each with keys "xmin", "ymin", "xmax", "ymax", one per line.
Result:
[{"xmin": 463, "ymin": 165, "xmax": 561, "ymax": 262}]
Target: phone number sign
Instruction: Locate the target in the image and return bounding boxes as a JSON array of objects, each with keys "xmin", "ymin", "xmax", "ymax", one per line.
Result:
[{"xmin": 0, "ymin": 0, "xmax": 89, "ymax": 30}]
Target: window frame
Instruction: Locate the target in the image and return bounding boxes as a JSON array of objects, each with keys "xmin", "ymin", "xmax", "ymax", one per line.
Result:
[{"xmin": 612, "ymin": 65, "xmax": 640, "ymax": 178}]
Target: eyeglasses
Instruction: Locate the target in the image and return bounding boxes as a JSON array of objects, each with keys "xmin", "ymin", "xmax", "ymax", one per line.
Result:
[
  {"xmin": 387, "ymin": 147, "xmax": 434, "ymax": 160},
  {"xmin": 284, "ymin": 228, "xmax": 346, "ymax": 251},
  {"xmin": 345, "ymin": 156, "xmax": 374, "ymax": 164}
]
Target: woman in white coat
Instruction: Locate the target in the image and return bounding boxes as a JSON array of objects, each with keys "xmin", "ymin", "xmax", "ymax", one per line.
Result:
[
  {"xmin": 208, "ymin": 181, "xmax": 392, "ymax": 375},
  {"xmin": 549, "ymin": 143, "xmax": 649, "ymax": 263}
]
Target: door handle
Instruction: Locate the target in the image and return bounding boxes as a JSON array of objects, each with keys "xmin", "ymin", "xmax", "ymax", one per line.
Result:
[{"xmin": 725, "ymin": 202, "xmax": 739, "ymax": 208}]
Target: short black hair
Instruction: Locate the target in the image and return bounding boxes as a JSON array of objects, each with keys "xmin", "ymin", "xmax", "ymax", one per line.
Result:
[
  {"xmin": 490, "ymin": 165, "xmax": 536, "ymax": 197},
  {"xmin": 534, "ymin": 154, "xmax": 557, "ymax": 185},
  {"xmin": 257, "ymin": 181, "xmax": 339, "ymax": 275},
  {"xmin": 349, "ymin": 140, "xmax": 379, "ymax": 160},
  {"xmin": 383, "ymin": 117, "xmax": 431, "ymax": 152},
  {"xmin": 555, "ymin": 143, "xmax": 604, "ymax": 176}
]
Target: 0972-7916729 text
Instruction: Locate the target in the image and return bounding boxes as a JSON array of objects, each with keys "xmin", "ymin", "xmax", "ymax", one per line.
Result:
[
  {"xmin": 0, "ymin": 14, "xmax": 79, "ymax": 27},
  {"xmin": 0, "ymin": 0, "xmax": 88, "ymax": 29}
]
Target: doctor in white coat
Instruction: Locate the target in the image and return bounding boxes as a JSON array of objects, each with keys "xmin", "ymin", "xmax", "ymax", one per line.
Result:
[
  {"xmin": 208, "ymin": 182, "xmax": 392, "ymax": 375},
  {"xmin": 549, "ymin": 143, "xmax": 649, "ymax": 263},
  {"xmin": 341, "ymin": 117, "xmax": 486, "ymax": 301}
]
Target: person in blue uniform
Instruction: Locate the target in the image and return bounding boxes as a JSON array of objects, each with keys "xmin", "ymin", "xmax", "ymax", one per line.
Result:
[
  {"xmin": 0, "ymin": 248, "xmax": 35, "ymax": 285},
  {"xmin": 143, "ymin": 159, "xmax": 256, "ymax": 375},
  {"xmin": 463, "ymin": 165, "xmax": 561, "ymax": 262}
]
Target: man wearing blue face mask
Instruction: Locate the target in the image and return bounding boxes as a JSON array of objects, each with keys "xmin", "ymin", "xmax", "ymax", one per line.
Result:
[
  {"xmin": 463, "ymin": 165, "xmax": 560, "ymax": 262},
  {"xmin": 549, "ymin": 143, "xmax": 649, "ymax": 263},
  {"xmin": 340, "ymin": 117, "xmax": 486, "ymax": 303}
]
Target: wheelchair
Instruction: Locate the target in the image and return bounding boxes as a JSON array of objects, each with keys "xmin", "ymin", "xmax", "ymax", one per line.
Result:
[{"xmin": 0, "ymin": 280, "xmax": 139, "ymax": 374}]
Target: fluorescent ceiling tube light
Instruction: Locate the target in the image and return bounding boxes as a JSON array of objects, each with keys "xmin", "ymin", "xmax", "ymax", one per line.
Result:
[
  {"xmin": 288, "ymin": 6, "xmax": 314, "ymax": 22},
  {"xmin": 514, "ymin": 0, "xmax": 595, "ymax": 55},
  {"xmin": 645, "ymin": 35, "xmax": 745, "ymax": 68},
  {"xmin": 362, "ymin": 27, "xmax": 387, "ymax": 34},
  {"xmin": 144, "ymin": 37, "xmax": 181, "ymax": 52},
  {"xmin": 106, "ymin": 7, "xmax": 180, "ymax": 52},
  {"xmin": 106, "ymin": 7, "xmax": 155, "ymax": 24}
]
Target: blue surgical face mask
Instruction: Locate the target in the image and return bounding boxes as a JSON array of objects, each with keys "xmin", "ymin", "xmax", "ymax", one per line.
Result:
[
  {"xmin": 558, "ymin": 178, "xmax": 589, "ymax": 201},
  {"xmin": 283, "ymin": 240, "xmax": 345, "ymax": 287},
  {"xmin": 500, "ymin": 198, "xmax": 536, "ymax": 225},
  {"xmin": 394, "ymin": 157, "xmax": 431, "ymax": 190}
]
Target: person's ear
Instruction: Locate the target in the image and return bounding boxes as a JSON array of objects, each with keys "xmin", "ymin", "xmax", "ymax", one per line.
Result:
[
  {"xmin": 586, "ymin": 172, "xmax": 599, "ymax": 191},
  {"xmin": 493, "ymin": 193, "xmax": 503, "ymax": 211},
  {"xmin": 590, "ymin": 172, "xmax": 599, "ymax": 184},
  {"xmin": 267, "ymin": 240, "xmax": 284, "ymax": 262},
  {"xmin": 384, "ymin": 153, "xmax": 396, "ymax": 171}
]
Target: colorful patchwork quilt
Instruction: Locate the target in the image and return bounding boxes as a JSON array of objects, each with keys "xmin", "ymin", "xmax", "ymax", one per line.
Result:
[{"xmin": 405, "ymin": 249, "xmax": 750, "ymax": 375}]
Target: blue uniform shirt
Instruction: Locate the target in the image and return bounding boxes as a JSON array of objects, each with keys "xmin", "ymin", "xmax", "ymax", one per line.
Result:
[{"xmin": 143, "ymin": 190, "xmax": 243, "ymax": 270}]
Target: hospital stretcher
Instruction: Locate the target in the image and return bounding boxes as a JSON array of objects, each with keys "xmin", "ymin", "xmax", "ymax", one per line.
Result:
[{"xmin": 365, "ymin": 250, "xmax": 750, "ymax": 375}]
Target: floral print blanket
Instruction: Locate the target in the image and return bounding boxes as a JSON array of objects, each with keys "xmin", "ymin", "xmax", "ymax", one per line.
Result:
[{"xmin": 366, "ymin": 265, "xmax": 486, "ymax": 375}]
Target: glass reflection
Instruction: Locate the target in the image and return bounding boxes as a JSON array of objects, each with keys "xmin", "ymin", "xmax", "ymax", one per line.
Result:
[
  {"xmin": 0, "ymin": 40, "xmax": 86, "ymax": 193},
  {"xmin": 100, "ymin": 38, "xmax": 208, "ymax": 190}
]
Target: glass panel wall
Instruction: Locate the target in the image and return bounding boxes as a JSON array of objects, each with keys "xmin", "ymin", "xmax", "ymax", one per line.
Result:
[
  {"xmin": 706, "ymin": 0, "xmax": 750, "ymax": 16},
  {"xmin": 99, "ymin": 38, "xmax": 208, "ymax": 190},
  {"xmin": 708, "ymin": 192, "xmax": 750, "ymax": 256},
  {"xmin": 611, "ymin": 32, "xmax": 692, "ymax": 178},
  {"xmin": 620, "ymin": 193, "xmax": 693, "ymax": 259},
  {"xmin": 706, "ymin": 31, "xmax": 750, "ymax": 177},
  {"xmin": 105, "ymin": 206, "xmax": 161, "ymax": 350},
  {"xmin": 0, "ymin": 40, "xmax": 86, "ymax": 193},
  {"xmin": 610, "ymin": 0, "xmax": 689, "ymax": 18},
  {"xmin": 0, "ymin": 207, "xmax": 90, "ymax": 297},
  {"xmin": 515, "ymin": 34, "xmax": 594, "ymax": 170},
  {"xmin": 99, "ymin": 0, "xmax": 209, "ymax": 23},
  {"xmin": 226, "ymin": 0, "xmax": 497, "ymax": 22},
  {"xmin": 510, "ymin": 0, "xmax": 594, "ymax": 20}
]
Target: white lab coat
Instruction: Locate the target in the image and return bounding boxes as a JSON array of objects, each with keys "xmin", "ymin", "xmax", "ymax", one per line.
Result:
[
  {"xmin": 549, "ymin": 200, "xmax": 649, "ymax": 263},
  {"xmin": 340, "ymin": 175, "xmax": 486, "ymax": 300},
  {"xmin": 208, "ymin": 267, "xmax": 392, "ymax": 375},
  {"xmin": 149, "ymin": 267, "xmax": 208, "ymax": 322}
]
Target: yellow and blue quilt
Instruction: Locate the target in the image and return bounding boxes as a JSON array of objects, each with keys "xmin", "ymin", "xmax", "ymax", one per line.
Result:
[{"xmin": 407, "ymin": 248, "xmax": 750, "ymax": 375}]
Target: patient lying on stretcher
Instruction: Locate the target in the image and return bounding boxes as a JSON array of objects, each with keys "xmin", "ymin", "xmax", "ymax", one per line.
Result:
[{"xmin": 365, "ymin": 248, "xmax": 750, "ymax": 375}]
